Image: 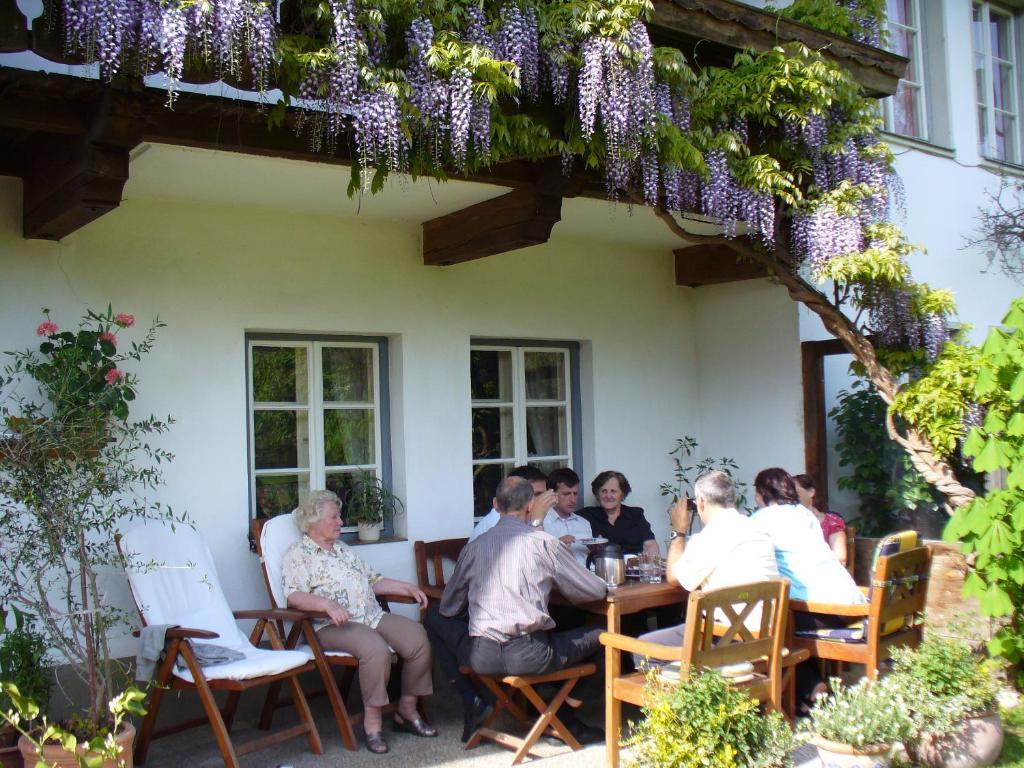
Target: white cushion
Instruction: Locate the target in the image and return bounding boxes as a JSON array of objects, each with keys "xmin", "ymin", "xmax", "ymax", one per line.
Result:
[
  {"xmin": 121, "ymin": 521, "xmax": 308, "ymax": 683},
  {"xmin": 259, "ymin": 513, "xmax": 302, "ymax": 609},
  {"xmin": 174, "ymin": 645, "xmax": 310, "ymax": 683}
]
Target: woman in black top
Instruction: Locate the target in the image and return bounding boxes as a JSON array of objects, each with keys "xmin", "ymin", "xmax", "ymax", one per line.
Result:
[{"xmin": 579, "ymin": 470, "xmax": 659, "ymax": 556}]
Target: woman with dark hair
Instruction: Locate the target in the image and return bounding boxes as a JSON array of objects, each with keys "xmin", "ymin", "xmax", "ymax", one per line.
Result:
[
  {"xmin": 793, "ymin": 473, "xmax": 848, "ymax": 566},
  {"xmin": 579, "ymin": 470, "xmax": 659, "ymax": 556},
  {"xmin": 751, "ymin": 467, "xmax": 864, "ymax": 709}
]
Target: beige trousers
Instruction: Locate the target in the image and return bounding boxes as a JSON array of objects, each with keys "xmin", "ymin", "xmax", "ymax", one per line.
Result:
[{"xmin": 316, "ymin": 612, "xmax": 433, "ymax": 708}]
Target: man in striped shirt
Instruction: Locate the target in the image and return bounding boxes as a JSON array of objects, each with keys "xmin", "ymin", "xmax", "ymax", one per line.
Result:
[{"xmin": 430, "ymin": 476, "xmax": 607, "ymax": 744}]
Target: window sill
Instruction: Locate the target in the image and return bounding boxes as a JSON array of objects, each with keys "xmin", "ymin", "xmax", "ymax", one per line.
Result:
[
  {"xmin": 345, "ymin": 535, "xmax": 407, "ymax": 546},
  {"xmin": 881, "ymin": 132, "xmax": 955, "ymax": 159},
  {"xmin": 979, "ymin": 157, "xmax": 1024, "ymax": 179}
]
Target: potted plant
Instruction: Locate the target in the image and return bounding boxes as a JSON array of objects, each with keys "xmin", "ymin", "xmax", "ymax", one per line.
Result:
[
  {"xmin": 890, "ymin": 636, "xmax": 1003, "ymax": 768},
  {"xmin": 0, "ymin": 608, "xmax": 51, "ymax": 768},
  {"xmin": 805, "ymin": 675, "xmax": 918, "ymax": 768},
  {"xmin": 628, "ymin": 669, "xmax": 795, "ymax": 767},
  {"xmin": 343, "ymin": 472, "xmax": 404, "ymax": 542},
  {"xmin": 0, "ymin": 307, "xmax": 184, "ymax": 767}
]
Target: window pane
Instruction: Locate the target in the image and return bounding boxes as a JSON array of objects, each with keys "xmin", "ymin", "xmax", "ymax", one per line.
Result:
[
  {"xmin": 892, "ymin": 81, "xmax": 921, "ymax": 137},
  {"xmin": 526, "ymin": 406, "xmax": 567, "ymax": 457},
  {"xmin": 525, "ymin": 351, "xmax": 566, "ymax": 400},
  {"xmin": 254, "ymin": 410, "xmax": 309, "ymax": 469},
  {"xmin": 975, "ymin": 53, "xmax": 987, "ymax": 103},
  {"xmin": 886, "ymin": 0, "xmax": 910, "ymax": 27},
  {"xmin": 889, "ymin": 26, "xmax": 913, "ymax": 58},
  {"xmin": 472, "ymin": 407, "xmax": 515, "ymax": 459},
  {"xmin": 322, "ymin": 346, "xmax": 373, "ymax": 403},
  {"xmin": 471, "ymin": 350, "xmax": 513, "ymax": 401},
  {"xmin": 979, "ymin": 106, "xmax": 991, "ymax": 155},
  {"xmin": 994, "ymin": 62, "xmax": 1014, "ymax": 111},
  {"xmin": 252, "ymin": 346, "xmax": 308, "ymax": 404},
  {"xmin": 324, "ymin": 408, "xmax": 374, "ymax": 466},
  {"xmin": 991, "ymin": 12, "xmax": 1011, "ymax": 60},
  {"xmin": 472, "ymin": 463, "xmax": 513, "ymax": 517},
  {"xmin": 972, "ymin": 4, "xmax": 983, "ymax": 47},
  {"xmin": 255, "ymin": 473, "xmax": 309, "ymax": 519},
  {"xmin": 994, "ymin": 112, "xmax": 1016, "ymax": 162},
  {"xmin": 534, "ymin": 459, "xmax": 568, "ymax": 478},
  {"xmin": 326, "ymin": 471, "xmax": 361, "ymax": 507}
]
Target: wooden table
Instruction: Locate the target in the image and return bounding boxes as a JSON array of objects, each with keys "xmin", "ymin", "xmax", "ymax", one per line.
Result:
[{"xmin": 574, "ymin": 580, "xmax": 688, "ymax": 632}]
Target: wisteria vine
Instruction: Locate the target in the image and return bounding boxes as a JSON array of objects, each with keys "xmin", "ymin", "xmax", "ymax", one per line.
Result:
[{"xmin": 56, "ymin": 0, "xmax": 948, "ymax": 362}]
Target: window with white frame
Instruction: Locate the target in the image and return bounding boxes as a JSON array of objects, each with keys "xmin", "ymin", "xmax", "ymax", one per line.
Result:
[
  {"xmin": 973, "ymin": 1, "xmax": 1021, "ymax": 163},
  {"xmin": 470, "ymin": 343, "xmax": 579, "ymax": 517},
  {"xmin": 247, "ymin": 336, "xmax": 390, "ymax": 530},
  {"xmin": 882, "ymin": 0, "xmax": 928, "ymax": 139}
]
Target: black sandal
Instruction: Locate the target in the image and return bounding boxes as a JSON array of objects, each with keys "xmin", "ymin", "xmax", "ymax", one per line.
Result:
[
  {"xmin": 394, "ymin": 714, "xmax": 438, "ymax": 738},
  {"xmin": 364, "ymin": 731, "xmax": 389, "ymax": 754}
]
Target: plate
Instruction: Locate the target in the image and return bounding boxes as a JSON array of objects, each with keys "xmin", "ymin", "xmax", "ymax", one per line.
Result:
[{"xmin": 577, "ymin": 537, "xmax": 608, "ymax": 546}]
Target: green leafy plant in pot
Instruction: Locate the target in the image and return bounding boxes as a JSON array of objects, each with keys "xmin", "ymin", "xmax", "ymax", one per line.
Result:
[
  {"xmin": 628, "ymin": 668, "xmax": 795, "ymax": 768},
  {"xmin": 0, "ymin": 608, "xmax": 51, "ymax": 768},
  {"xmin": 0, "ymin": 308, "xmax": 187, "ymax": 767},
  {"xmin": 342, "ymin": 472, "xmax": 404, "ymax": 542},
  {"xmin": 890, "ymin": 636, "xmax": 1003, "ymax": 768},
  {"xmin": 805, "ymin": 675, "xmax": 918, "ymax": 768}
]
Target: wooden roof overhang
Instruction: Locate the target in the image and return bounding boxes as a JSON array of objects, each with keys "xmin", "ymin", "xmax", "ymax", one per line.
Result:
[{"xmin": 0, "ymin": 0, "xmax": 906, "ymax": 282}]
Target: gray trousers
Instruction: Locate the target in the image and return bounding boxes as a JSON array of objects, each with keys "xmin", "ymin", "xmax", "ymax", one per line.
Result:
[
  {"xmin": 633, "ymin": 624, "xmax": 686, "ymax": 670},
  {"xmin": 316, "ymin": 613, "xmax": 433, "ymax": 708}
]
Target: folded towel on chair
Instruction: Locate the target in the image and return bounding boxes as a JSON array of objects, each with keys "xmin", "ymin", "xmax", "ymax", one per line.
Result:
[{"xmin": 135, "ymin": 625, "xmax": 245, "ymax": 682}]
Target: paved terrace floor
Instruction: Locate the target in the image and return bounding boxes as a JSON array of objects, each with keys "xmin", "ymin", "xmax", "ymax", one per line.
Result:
[{"xmin": 140, "ymin": 680, "xmax": 822, "ymax": 768}]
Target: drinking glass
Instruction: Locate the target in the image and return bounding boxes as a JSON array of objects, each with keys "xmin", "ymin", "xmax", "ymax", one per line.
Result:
[{"xmin": 639, "ymin": 553, "xmax": 661, "ymax": 584}]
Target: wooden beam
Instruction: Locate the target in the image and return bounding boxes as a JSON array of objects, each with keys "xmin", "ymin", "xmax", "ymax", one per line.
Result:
[
  {"xmin": 0, "ymin": 0, "xmax": 28, "ymax": 53},
  {"xmin": 422, "ymin": 187, "xmax": 563, "ymax": 266},
  {"xmin": 650, "ymin": 0, "xmax": 908, "ymax": 97},
  {"xmin": 673, "ymin": 244, "xmax": 768, "ymax": 287}
]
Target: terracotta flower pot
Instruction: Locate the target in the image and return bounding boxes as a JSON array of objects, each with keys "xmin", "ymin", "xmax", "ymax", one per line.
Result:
[
  {"xmin": 812, "ymin": 735, "xmax": 893, "ymax": 768},
  {"xmin": 910, "ymin": 712, "xmax": 1004, "ymax": 768},
  {"xmin": 18, "ymin": 722, "xmax": 135, "ymax": 768}
]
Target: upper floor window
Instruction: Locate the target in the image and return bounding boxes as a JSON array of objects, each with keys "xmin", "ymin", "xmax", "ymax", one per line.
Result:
[
  {"xmin": 973, "ymin": 1, "xmax": 1021, "ymax": 163},
  {"xmin": 247, "ymin": 335, "xmax": 391, "ymax": 532},
  {"xmin": 882, "ymin": 0, "xmax": 928, "ymax": 139},
  {"xmin": 470, "ymin": 343, "xmax": 580, "ymax": 517}
]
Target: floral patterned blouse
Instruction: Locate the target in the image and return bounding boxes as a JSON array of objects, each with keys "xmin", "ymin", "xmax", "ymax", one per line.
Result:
[
  {"xmin": 820, "ymin": 511, "xmax": 846, "ymax": 542},
  {"xmin": 282, "ymin": 535, "xmax": 384, "ymax": 629}
]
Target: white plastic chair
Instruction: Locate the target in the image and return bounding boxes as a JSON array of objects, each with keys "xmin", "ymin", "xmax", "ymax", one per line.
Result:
[{"xmin": 120, "ymin": 522, "xmax": 323, "ymax": 768}]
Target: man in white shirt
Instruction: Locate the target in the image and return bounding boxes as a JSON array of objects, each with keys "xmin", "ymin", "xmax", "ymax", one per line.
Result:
[
  {"xmin": 470, "ymin": 465, "xmax": 555, "ymax": 541},
  {"xmin": 633, "ymin": 470, "xmax": 779, "ymax": 662},
  {"xmin": 542, "ymin": 468, "xmax": 593, "ymax": 565}
]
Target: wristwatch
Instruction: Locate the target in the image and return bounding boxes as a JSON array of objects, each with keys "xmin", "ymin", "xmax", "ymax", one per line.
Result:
[
  {"xmin": 669, "ymin": 529, "xmax": 687, "ymax": 540},
  {"xmin": 529, "ymin": 519, "xmax": 543, "ymax": 528}
]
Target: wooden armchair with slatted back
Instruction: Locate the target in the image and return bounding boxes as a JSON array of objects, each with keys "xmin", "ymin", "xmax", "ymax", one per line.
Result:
[{"xmin": 413, "ymin": 537, "xmax": 468, "ymax": 617}]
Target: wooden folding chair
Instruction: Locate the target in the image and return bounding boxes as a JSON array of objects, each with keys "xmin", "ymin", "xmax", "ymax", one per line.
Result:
[
  {"xmin": 413, "ymin": 537, "xmax": 468, "ymax": 618},
  {"xmin": 119, "ymin": 523, "xmax": 323, "ymax": 768},
  {"xmin": 791, "ymin": 531, "xmax": 931, "ymax": 680},
  {"xmin": 461, "ymin": 662, "xmax": 597, "ymax": 765},
  {"xmin": 600, "ymin": 579, "xmax": 806, "ymax": 768},
  {"xmin": 845, "ymin": 524, "xmax": 857, "ymax": 579}
]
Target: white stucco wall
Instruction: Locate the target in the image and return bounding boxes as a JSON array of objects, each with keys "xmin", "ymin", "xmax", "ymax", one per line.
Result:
[{"xmin": 0, "ymin": 156, "xmax": 805, "ymax": 654}]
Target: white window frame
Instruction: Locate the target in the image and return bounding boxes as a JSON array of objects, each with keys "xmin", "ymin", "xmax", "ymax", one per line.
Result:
[
  {"xmin": 247, "ymin": 337, "xmax": 386, "ymax": 532},
  {"xmin": 974, "ymin": 1, "xmax": 1021, "ymax": 163},
  {"xmin": 882, "ymin": 0, "xmax": 929, "ymax": 140},
  {"xmin": 470, "ymin": 343, "xmax": 577, "ymax": 518}
]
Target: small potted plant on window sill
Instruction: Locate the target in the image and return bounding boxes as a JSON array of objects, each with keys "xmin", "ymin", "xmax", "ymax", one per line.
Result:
[
  {"xmin": 343, "ymin": 472, "xmax": 404, "ymax": 542},
  {"xmin": 806, "ymin": 675, "xmax": 918, "ymax": 768},
  {"xmin": 890, "ymin": 636, "xmax": 1003, "ymax": 768}
]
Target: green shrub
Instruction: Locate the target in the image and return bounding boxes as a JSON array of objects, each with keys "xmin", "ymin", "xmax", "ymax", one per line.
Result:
[
  {"xmin": 628, "ymin": 669, "xmax": 794, "ymax": 768},
  {"xmin": 0, "ymin": 608, "xmax": 51, "ymax": 717}
]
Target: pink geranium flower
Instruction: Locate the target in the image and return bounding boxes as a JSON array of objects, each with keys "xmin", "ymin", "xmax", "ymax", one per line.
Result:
[
  {"xmin": 104, "ymin": 368, "xmax": 126, "ymax": 386},
  {"xmin": 114, "ymin": 313, "xmax": 135, "ymax": 328},
  {"xmin": 36, "ymin": 321, "xmax": 59, "ymax": 336},
  {"xmin": 100, "ymin": 331, "xmax": 117, "ymax": 348}
]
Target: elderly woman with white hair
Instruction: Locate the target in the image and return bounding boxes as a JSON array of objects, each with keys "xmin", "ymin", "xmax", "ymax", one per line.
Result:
[{"xmin": 282, "ymin": 489, "xmax": 435, "ymax": 754}]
